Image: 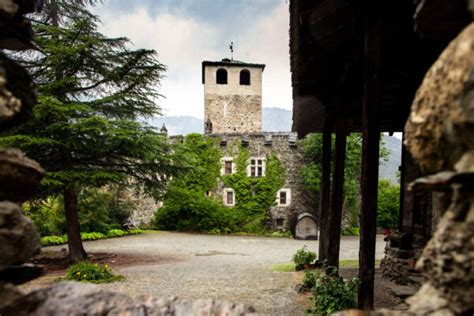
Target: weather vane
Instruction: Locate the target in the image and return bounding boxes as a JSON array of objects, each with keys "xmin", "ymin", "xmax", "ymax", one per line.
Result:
[{"xmin": 229, "ymin": 42, "xmax": 234, "ymax": 61}]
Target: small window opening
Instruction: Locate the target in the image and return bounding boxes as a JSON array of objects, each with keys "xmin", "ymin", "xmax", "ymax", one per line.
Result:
[
  {"xmin": 240, "ymin": 69, "xmax": 250, "ymax": 85},
  {"xmin": 225, "ymin": 161, "xmax": 233, "ymax": 175},
  {"xmin": 216, "ymin": 68, "xmax": 228, "ymax": 84}
]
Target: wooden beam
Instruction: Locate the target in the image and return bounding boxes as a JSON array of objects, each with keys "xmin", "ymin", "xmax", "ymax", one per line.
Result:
[
  {"xmin": 327, "ymin": 123, "xmax": 346, "ymax": 268},
  {"xmin": 358, "ymin": 3, "xmax": 382, "ymax": 309},
  {"xmin": 318, "ymin": 129, "xmax": 332, "ymax": 261}
]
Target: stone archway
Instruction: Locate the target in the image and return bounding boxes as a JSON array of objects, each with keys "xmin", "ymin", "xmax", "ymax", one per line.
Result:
[{"xmin": 294, "ymin": 213, "xmax": 318, "ymax": 240}]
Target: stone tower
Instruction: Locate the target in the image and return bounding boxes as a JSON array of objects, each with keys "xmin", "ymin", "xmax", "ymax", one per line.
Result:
[{"xmin": 202, "ymin": 59, "xmax": 265, "ymax": 134}]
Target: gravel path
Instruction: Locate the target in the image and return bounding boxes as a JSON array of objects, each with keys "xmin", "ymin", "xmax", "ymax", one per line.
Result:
[{"xmin": 24, "ymin": 232, "xmax": 385, "ymax": 315}]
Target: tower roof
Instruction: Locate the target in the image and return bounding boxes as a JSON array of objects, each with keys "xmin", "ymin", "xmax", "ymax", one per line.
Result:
[{"xmin": 202, "ymin": 59, "xmax": 265, "ymax": 84}]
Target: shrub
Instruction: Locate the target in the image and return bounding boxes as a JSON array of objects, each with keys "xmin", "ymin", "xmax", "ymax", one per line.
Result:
[
  {"xmin": 341, "ymin": 227, "xmax": 360, "ymax": 236},
  {"xmin": 41, "ymin": 235, "xmax": 67, "ymax": 246},
  {"xmin": 377, "ymin": 179, "xmax": 400, "ymax": 229},
  {"xmin": 308, "ymin": 268, "xmax": 359, "ymax": 315},
  {"xmin": 302, "ymin": 269, "xmax": 320, "ymax": 290},
  {"xmin": 128, "ymin": 229, "xmax": 143, "ymax": 235},
  {"xmin": 107, "ymin": 229, "xmax": 127, "ymax": 238},
  {"xmin": 23, "ymin": 197, "xmax": 65, "ymax": 236},
  {"xmin": 80, "ymin": 232, "xmax": 106, "ymax": 241},
  {"xmin": 64, "ymin": 262, "xmax": 123, "ymax": 283},
  {"xmin": 292, "ymin": 246, "xmax": 317, "ymax": 271}
]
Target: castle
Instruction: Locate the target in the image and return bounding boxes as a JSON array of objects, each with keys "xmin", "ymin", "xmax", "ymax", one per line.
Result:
[
  {"xmin": 200, "ymin": 58, "xmax": 316, "ymax": 238},
  {"xmin": 129, "ymin": 58, "xmax": 317, "ymax": 239}
]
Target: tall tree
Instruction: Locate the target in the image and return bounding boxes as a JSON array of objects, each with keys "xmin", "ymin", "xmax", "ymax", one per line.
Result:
[{"xmin": 1, "ymin": 6, "xmax": 180, "ymax": 261}]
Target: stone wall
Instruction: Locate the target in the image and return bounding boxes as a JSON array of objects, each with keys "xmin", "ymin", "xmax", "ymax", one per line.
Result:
[
  {"xmin": 204, "ymin": 65, "xmax": 263, "ymax": 134},
  {"xmin": 210, "ymin": 132, "xmax": 315, "ymax": 231}
]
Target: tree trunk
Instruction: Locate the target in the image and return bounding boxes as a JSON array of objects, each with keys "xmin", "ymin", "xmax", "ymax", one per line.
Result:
[{"xmin": 64, "ymin": 182, "xmax": 87, "ymax": 262}]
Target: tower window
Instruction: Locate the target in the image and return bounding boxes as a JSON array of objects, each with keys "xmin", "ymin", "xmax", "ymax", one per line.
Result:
[
  {"xmin": 216, "ymin": 68, "xmax": 228, "ymax": 84},
  {"xmin": 240, "ymin": 69, "xmax": 250, "ymax": 85}
]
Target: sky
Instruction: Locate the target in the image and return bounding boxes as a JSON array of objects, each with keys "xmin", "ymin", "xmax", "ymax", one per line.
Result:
[{"xmin": 94, "ymin": 0, "xmax": 291, "ymax": 119}]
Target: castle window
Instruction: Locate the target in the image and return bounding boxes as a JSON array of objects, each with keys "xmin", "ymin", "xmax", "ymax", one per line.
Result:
[
  {"xmin": 248, "ymin": 158, "xmax": 265, "ymax": 177},
  {"xmin": 240, "ymin": 69, "xmax": 251, "ymax": 85},
  {"xmin": 221, "ymin": 157, "xmax": 235, "ymax": 175},
  {"xmin": 276, "ymin": 189, "xmax": 291, "ymax": 206},
  {"xmin": 216, "ymin": 68, "xmax": 228, "ymax": 84},
  {"xmin": 223, "ymin": 188, "xmax": 235, "ymax": 206}
]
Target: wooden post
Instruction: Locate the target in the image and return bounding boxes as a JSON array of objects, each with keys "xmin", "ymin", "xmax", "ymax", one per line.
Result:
[
  {"xmin": 327, "ymin": 123, "xmax": 346, "ymax": 268},
  {"xmin": 318, "ymin": 129, "xmax": 332, "ymax": 261},
  {"xmin": 358, "ymin": 3, "xmax": 382, "ymax": 309}
]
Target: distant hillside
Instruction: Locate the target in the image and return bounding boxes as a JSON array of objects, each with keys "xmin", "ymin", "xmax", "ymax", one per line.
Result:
[
  {"xmin": 379, "ymin": 135, "xmax": 402, "ymax": 184},
  {"xmin": 148, "ymin": 116, "xmax": 203, "ymax": 136},
  {"xmin": 149, "ymin": 107, "xmax": 292, "ymax": 135},
  {"xmin": 262, "ymin": 107, "xmax": 292, "ymax": 132}
]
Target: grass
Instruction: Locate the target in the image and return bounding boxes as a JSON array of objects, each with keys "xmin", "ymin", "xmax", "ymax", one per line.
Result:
[
  {"xmin": 272, "ymin": 262, "xmax": 297, "ymax": 272},
  {"xmin": 271, "ymin": 259, "xmax": 381, "ymax": 272}
]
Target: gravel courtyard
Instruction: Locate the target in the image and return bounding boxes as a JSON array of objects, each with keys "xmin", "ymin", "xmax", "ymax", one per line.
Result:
[{"xmin": 24, "ymin": 232, "xmax": 385, "ymax": 315}]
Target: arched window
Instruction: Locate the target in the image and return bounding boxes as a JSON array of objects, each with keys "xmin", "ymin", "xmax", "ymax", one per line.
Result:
[
  {"xmin": 216, "ymin": 68, "xmax": 228, "ymax": 84},
  {"xmin": 240, "ymin": 69, "xmax": 251, "ymax": 85}
]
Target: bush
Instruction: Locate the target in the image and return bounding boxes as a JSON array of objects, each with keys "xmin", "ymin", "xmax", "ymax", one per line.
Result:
[
  {"xmin": 292, "ymin": 246, "xmax": 317, "ymax": 271},
  {"xmin": 23, "ymin": 197, "xmax": 65, "ymax": 236},
  {"xmin": 128, "ymin": 229, "xmax": 143, "ymax": 235},
  {"xmin": 80, "ymin": 232, "xmax": 106, "ymax": 241},
  {"xmin": 377, "ymin": 180, "xmax": 400, "ymax": 229},
  {"xmin": 153, "ymin": 188, "xmax": 237, "ymax": 233},
  {"xmin": 308, "ymin": 268, "xmax": 359, "ymax": 315},
  {"xmin": 302, "ymin": 269, "xmax": 320, "ymax": 290},
  {"xmin": 341, "ymin": 227, "xmax": 360, "ymax": 236},
  {"xmin": 106, "ymin": 229, "xmax": 127, "ymax": 238},
  {"xmin": 64, "ymin": 262, "xmax": 123, "ymax": 283},
  {"xmin": 41, "ymin": 235, "xmax": 67, "ymax": 246}
]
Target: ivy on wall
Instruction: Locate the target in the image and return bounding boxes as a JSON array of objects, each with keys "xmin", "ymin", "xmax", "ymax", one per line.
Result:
[
  {"xmin": 153, "ymin": 135, "xmax": 286, "ymax": 233},
  {"xmin": 221, "ymin": 146, "xmax": 286, "ymax": 233}
]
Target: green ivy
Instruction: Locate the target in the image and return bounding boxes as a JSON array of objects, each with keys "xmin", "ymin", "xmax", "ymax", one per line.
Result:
[
  {"xmin": 221, "ymin": 146, "xmax": 285, "ymax": 232},
  {"xmin": 154, "ymin": 136, "xmax": 286, "ymax": 234}
]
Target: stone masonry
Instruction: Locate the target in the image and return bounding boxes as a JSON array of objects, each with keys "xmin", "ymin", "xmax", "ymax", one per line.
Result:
[
  {"xmin": 210, "ymin": 133, "xmax": 314, "ymax": 231},
  {"xmin": 203, "ymin": 59, "xmax": 264, "ymax": 134}
]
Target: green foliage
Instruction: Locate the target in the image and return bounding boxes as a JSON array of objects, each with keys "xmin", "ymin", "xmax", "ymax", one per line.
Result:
[
  {"xmin": 341, "ymin": 227, "xmax": 360, "ymax": 236},
  {"xmin": 41, "ymin": 230, "xmax": 142, "ymax": 246},
  {"xmin": 80, "ymin": 232, "xmax": 106, "ymax": 241},
  {"xmin": 154, "ymin": 135, "xmax": 286, "ymax": 234},
  {"xmin": 292, "ymin": 246, "xmax": 317, "ymax": 271},
  {"xmin": 106, "ymin": 229, "xmax": 127, "ymax": 238},
  {"xmin": 77, "ymin": 186, "xmax": 134, "ymax": 234},
  {"xmin": 308, "ymin": 268, "xmax": 359, "ymax": 315},
  {"xmin": 24, "ymin": 186, "xmax": 136, "ymax": 236},
  {"xmin": 23, "ymin": 197, "xmax": 65, "ymax": 236},
  {"xmin": 64, "ymin": 262, "xmax": 123, "ymax": 283},
  {"xmin": 41, "ymin": 235, "xmax": 67, "ymax": 246},
  {"xmin": 303, "ymin": 269, "xmax": 320, "ymax": 289},
  {"xmin": 2, "ymin": 3, "xmax": 182, "ymax": 258},
  {"xmin": 377, "ymin": 179, "xmax": 400, "ymax": 229},
  {"xmin": 153, "ymin": 134, "xmax": 237, "ymax": 232},
  {"xmin": 221, "ymin": 148, "xmax": 286, "ymax": 232},
  {"xmin": 300, "ymin": 133, "xmax": 390, "ymax": 229}
]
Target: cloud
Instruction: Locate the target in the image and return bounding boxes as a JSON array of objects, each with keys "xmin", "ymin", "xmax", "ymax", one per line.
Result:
[{"xmin": 95, "ymin": 2, "xmax": 291, "ymax": 118}]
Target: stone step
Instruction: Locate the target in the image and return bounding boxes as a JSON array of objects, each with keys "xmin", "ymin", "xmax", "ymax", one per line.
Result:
[{"xmin": 390, "ymin": 285, "xmax": 416, "ymax": 298}]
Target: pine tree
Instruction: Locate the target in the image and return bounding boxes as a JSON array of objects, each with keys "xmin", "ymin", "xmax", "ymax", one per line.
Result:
[{"xmin": 1, "ymin": 6, "xmax": 180, "ymax": 261}]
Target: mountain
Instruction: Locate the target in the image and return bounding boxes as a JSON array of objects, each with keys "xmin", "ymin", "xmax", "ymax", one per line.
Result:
[
  {"xmin": 262, "ymin": 107, "xmax": 292, "ymax": 132},
  {"xmin": 149, "ymin": 107, "xmax": 292, "ymax": 136},
  {"xmin": 379, "ymin": 135, "xmax": 402, "ymax": 184},
  {"xmin": 148, "ymin": 116, "xmax": 203, "ymax": 135}
]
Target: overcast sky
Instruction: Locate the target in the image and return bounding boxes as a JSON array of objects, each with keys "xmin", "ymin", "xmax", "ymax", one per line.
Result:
[{"xmin": 94, "ymin": 0, "xmax": 291, "ymax": 119}]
